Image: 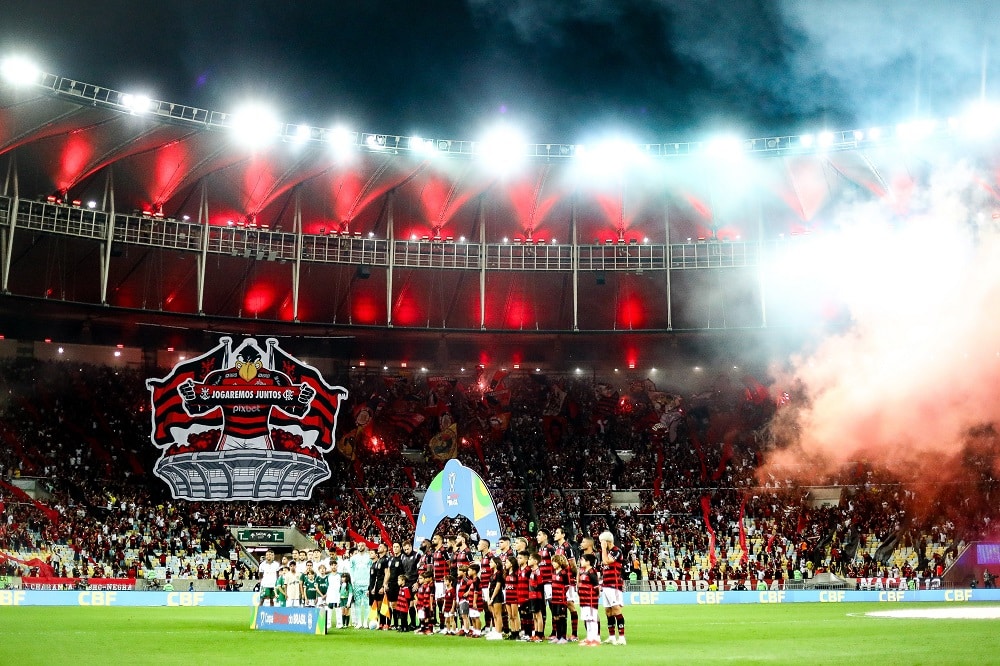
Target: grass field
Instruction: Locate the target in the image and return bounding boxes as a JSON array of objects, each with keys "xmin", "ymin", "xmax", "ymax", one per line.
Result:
[{"xmin": 1, "ymin": 603, "xmax": 996, "ymax": 665}]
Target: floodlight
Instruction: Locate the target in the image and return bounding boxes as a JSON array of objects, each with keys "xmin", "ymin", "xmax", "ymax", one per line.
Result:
[
  {"xmin": 867, "ymin": 127, "xmax": 883, "ymax": 141},
  {"xmin": 817, "ymin": 131, "xmax": 835, "ymax": 149},
  {"xmin": 578, "ymin": 138, "xmax": 646, "ymax": 172},
  {"xmin": 121, "ymin": 93, "xmax": 153, "ymax": 114},
  {"xmin": 229, "ymin": 104, "xmax": 282, "ymax": 148},
  {"xmin": 409, "ymin": 136, "xmax": 438, "ymax": 154},
  {"xmin": 291, "ymin": 123, "xmax": 313, "ymax": 144},
  {"xmin": 476, "ymin": 124, "xmax": 528, "ymax": 174},
  {"xmin": 799, "ymin": 134, "xmax": 815, "ymax": 149},
  {"xmin": 704, "ymin": 135, "xmax": 746, "ymax": 158},
  {"xmin": 955, "ymin": 101, "xmax": 1000, "ymax": 139},
  {"xmin": 364, "ymin": 134, "xmax": 387, "ymax": 150},
  {"xmin": 327, "ymin": 126, "xmax": 357, "ymax": 159},
  {"xmin": 0, "ymin": 56, "xmax": 41, "ymax": 87},
  {"xmin": 896, "ymin": 119, "xmax": 937, "ymax": 142}
]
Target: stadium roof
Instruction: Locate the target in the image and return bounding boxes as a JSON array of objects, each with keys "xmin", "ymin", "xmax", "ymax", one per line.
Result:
[{"xmin": 1, "ymin": 65, "xmax": 999, "ymax": 369}]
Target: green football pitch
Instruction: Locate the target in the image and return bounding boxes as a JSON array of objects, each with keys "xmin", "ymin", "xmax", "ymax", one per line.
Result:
[{"xmin": 0, "ymin": 603, "xmax": 995, "ymax": 665}]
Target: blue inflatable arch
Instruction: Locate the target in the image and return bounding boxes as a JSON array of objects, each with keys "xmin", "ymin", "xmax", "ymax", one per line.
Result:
[{"xmin": 413, "ymin": 459, "xmax": 502, "ymax": 549}]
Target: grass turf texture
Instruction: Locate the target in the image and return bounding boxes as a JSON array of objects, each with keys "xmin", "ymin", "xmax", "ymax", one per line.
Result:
[{"xmin": 0, "ymin": 603, "xmax": 995, "ymax": 665}]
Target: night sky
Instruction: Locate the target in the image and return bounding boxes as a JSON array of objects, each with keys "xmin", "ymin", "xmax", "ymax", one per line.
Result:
[{"xmin": 3, "ymin": 0, "xmax": 999, "ymax": 141}]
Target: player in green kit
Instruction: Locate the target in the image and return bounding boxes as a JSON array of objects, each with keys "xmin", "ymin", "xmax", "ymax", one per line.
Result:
[
  {"xmin": 339, "ymin": 573, "xmax": 353, "ymax": 629},
  {"xmin": 275, "ymin": 565, "xmax": 289, "ymax": 607},
  {"xmin": 303, "ymin": 561, "xmax": 319, "ymax": 607},
  {"xmin": 317, "ymin": 564, "xmax": 332, "ymax": 628}
]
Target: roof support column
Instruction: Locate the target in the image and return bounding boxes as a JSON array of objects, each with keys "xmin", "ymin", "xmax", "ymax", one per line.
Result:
[
  {"xmin": 478, "ymin": 197, "xmax": 486, "ymax": 330},
  {"xmin": 386, "ymin": 190, "xmax": 395, "ymax": 328},
  {"xmin": 99, "ymin": 168, "xmax": 115, "ymax": 305},
  {"xmin": 665, "ymin": 200, "xmax": 672, "ymax": 331},
  {"xmin": 571, "ymin": 196, "xmax": 579, "ymax": 332},
  {"xmin": 196, "ymin": 181, "xmax": 209, "ymax": 315},
  {"xmin": 757, "ymin": 194, "xmax": 767, "ymax": 328},
  {"xmin": 1, "ymin": 155, "xmax": 17, "ymax": 294},
  {"xmin": 292, "ymin": 188, "xmax": 302, "ymax": 322}
]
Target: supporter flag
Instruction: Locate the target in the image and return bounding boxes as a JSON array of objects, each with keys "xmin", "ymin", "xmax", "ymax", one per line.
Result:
[
  {"xmin": 542, "ymin": 382, "xmax": 568, "ymax": 447},
  {"xmin": 738, "ymin": 495, "xmax": 749, "ymax": 565},
  {"xmin": 484, "ymin": 369, "xmax": 511, "ymax": 436},
  {"xmin": 267, "ymin": 338, "xmax": 347, "ymax": 453},
  {"xmin": 392, "ymin": 493, "xmax": 416, "ymax": 529},
  {"xmin": 146, "ymin": 338, "xmax": 230, "ymax": 449},
  {"xmin": 0, "ymin": 479, "xmax": 58, "ymax": 525},
  {"xmin": 701, "ymin": 495, "xmax": 718, "ymax": 568},
  {"xmin": 484, "ymin": 369, "xmax": 510, "ymax": 407},
  {"xmin": 384, "ymin": 409, "xmax": 426, "ymax": 436},
  {"xmin": 741, "ymin": 375, "xmax": 770, "ymax": 404},
  {"xmin": 402, "ymin": 466, "xmax": 417, "ymax": 488},
  {"xmin": 345, "ymin": 517, "xmax": 378, "ymax": 550},
  {"xmin": 354, "ymin": 488, "xmax": 392, "ymax": 545},
  {"xmin": 336, "ymin": 427, "xmax": 361, "ymax": 461},
  {"xmin": 429, "ymin": 422, "xmax": 459, "ymax": 461},
  {"xmin": 592, "ymin": 383, "xmax": 618, "ymax": 432}
]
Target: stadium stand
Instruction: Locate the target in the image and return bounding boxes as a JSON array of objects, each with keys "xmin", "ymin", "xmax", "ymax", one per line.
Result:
[{"xmin": 0, "ymin": 356, "xmax": 992, "ymax": 590}]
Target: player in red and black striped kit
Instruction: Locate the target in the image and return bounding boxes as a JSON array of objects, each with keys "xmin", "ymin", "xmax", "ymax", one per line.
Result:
[
  {"xmin": 599, "ymin": 530, "xmax": 626, "ymax": 645},
  {"xmin": 549, "ymin": 553, "xmax": 571, "ymax": 643},
  {"xmin": 535, "ymin": 528, "xmax": 556, "ymax": 635},
  {"xmin": 394, "ymin": 574, "xmax": 412, "ymax": 631},
  {"xmin": 415, "ymin": 572, "xmax": 435, "ymax": 634},
  {"xmin": 577, "ymin": 553, "xmax": 601, "ymax": 646},
  {"xmin": 553, "ymin": 526, "xmax": 579, "ymax": 640},
  {"xmin": 502, "ymin": 556, "xmax": 523, "ymax": 640},
  {"xmin": 527, "ymin": 553, "xmax": 545, "ymax": 642},
  {"xmin": 515, "ymin": 550, "xmax": 532, "ymax": 641},
  {"xmin": 431, "ymin": 534, "xmax": 451, "ymax": 631}
]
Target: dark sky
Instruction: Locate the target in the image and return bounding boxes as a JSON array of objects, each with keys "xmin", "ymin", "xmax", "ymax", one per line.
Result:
[{"xmin": 3, "ymin": 0, "xmax": 999, "ymax": 141}]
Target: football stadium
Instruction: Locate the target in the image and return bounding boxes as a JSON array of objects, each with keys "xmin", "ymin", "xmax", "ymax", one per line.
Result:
[{"xmin": 2, "ymin": 5, "xmax": 1000, "ymax": 662}]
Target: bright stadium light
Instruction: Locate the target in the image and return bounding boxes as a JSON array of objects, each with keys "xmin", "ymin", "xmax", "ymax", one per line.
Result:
[
  {"xmin": 121, "ymin": 93, "xmax": 153, "ymax": 114},
  {"xmin": 1, "ymin": 55, "xmax": 41, "ymax": 87},
  {"xmin": 409, "ymin": 136, "xmax": 436, "ymax": 154},
  {"xmin": 896, "ymin": 119, "xmax": 937, "ymax": 142},
  {"xmin": 954, "ymin": 100, "xmax": 1000, "ymax": 139},
  {"xmin": 327, "ymin": 126, "xmax": 357, "ymax": 159},
  {"xmin": 476, "ymin": 124, "xmax": 529, "ymax": 175},
  {"xmin": 575, "ymin": 137, "xmax": 645, "ymax": 173},
  {"xmin": 704, "ymin": 134, "xmax": 747, "ymax": 159},
  {"xmin": 229, "ymin": 103, "xmax": 282, "ymax": 148},
  {"xmin": 291, "ymin": 123, "xmax": 313, "ymax": 144}
]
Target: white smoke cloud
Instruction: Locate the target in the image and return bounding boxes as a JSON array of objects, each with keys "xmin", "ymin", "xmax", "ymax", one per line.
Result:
[{"xmin": 764, "ymin": 157, "xmax": 1000, "ymax": 480}]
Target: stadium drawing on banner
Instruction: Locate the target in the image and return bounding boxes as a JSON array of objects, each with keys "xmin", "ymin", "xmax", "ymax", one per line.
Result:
[{"xmin": 146, "ymin": 337, "xmax": 347, "ymax": 501}]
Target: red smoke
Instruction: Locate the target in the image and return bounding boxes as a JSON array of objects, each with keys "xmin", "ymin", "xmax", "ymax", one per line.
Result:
[{"xmin": 762, "ymin": 163, "xmax": 1000, "ymax": 508}]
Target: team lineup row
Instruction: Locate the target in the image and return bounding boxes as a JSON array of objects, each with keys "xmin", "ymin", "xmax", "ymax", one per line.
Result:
[{"xmin": 257, "ymin": 528, "xmax": 628, "ymax": 645}]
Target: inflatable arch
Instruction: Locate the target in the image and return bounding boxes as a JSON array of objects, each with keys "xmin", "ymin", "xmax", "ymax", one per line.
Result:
[{"xmin": 413, "ymin": 459, "xmax": 502, "ymax": 549}]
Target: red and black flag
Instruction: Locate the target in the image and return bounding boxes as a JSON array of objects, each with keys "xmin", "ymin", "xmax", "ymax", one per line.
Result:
[
  {"xmin": 267, "ymin": 338, "xmax": 348, "ymax": 453},
  {"xmin": 146, "ymin": 337, "xmax": 230, "ymax": 449}
]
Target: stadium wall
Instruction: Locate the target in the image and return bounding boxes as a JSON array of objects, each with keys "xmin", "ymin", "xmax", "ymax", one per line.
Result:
[{"xmin": 2, "ymin": 589, "xmax": 999, "ymax": 607}]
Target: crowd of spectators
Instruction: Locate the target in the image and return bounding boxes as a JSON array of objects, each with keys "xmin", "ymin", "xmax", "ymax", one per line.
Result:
[{"xmin": 0, "ymin": 357, "xmax": 997, "ymax": 588}]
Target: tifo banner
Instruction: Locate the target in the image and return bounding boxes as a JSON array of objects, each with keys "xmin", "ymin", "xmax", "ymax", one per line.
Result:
[
  {"xmin": 146, "ymin": 337, "xmax": 347, "ymax": 501},
  {"xmin": 20, "ymin": 577, "xmax": 136, "ymax": 591},
  {"xmin": 252, "ymin": 605, "xmax": 327, "ymax": 634}
]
